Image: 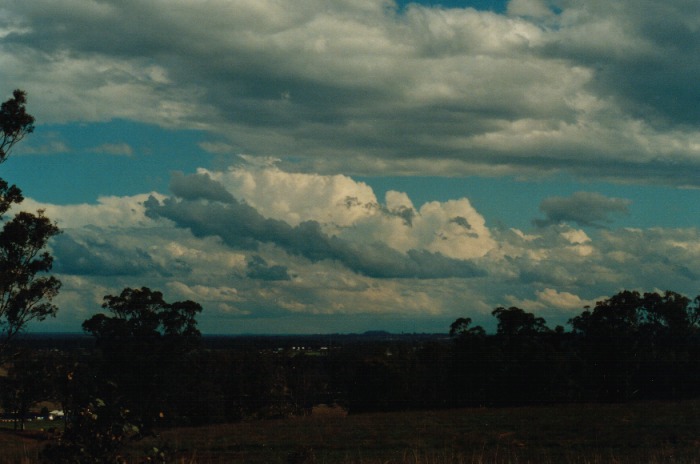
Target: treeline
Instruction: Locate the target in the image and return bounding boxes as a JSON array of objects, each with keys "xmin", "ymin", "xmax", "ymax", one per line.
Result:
[
  {"xmin": 7, "ymin": 289, "xmax": 700, "ymax": 421},
  {"xmin": 345, "ymin": 289, "xmax": 700, "ymax": 411},
  {"xmin": 174, "ymin": 288, "xmax": 700, "ymax": 414},
  {"xmin": 4, "ymin": 288, "xmax": 700, "ymax": 461}
]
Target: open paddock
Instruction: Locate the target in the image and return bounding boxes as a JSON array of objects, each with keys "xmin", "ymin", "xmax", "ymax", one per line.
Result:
[{"xmin": 2, "ymin": 400, "xmax": 700, "ymax": 463}]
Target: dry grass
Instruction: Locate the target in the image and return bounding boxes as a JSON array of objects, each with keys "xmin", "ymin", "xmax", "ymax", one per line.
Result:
[
  {"xmin": 132, "ymin": 400, "xmax": 700, "ymax": 463},
  {"xmin": 3, "ymin": 400, "xmax": 700, "ymax": 463},
  {"xmin": 0, "ymin": 428, "xmax": 45, "ymax": 463}
]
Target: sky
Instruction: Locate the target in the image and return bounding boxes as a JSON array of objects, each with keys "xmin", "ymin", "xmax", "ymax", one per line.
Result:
[{"xmin": 2, "ymin": 0, "xmax": 700, "ymax": 334}]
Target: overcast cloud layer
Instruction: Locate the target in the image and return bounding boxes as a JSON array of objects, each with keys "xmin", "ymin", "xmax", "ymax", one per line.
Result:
[
  {"xmin": 3, "ymin": 0, "xmax": 700, "ymax": 183},
  {"xmin": 2, "ymin": 0, "xmax": 700, "ymax": 333}
]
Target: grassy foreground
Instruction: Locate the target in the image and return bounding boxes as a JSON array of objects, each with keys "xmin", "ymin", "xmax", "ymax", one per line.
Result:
[{"xmin": 3, "ymin": 400, "xmax": 700, "ymax": 463}]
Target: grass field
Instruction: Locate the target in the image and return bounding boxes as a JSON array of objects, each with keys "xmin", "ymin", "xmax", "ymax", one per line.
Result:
[{"xmin": 2, "ymin": 400, "xmax": 700, "ymax": 463}]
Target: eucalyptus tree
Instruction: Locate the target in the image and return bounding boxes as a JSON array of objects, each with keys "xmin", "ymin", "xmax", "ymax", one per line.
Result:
[{"xmin": 0, "ymin": 90, "xmax": 61, "ymax": 359}]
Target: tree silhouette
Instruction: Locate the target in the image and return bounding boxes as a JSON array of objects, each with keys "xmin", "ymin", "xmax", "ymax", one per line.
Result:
[
  {"xmin": 0, "ymin": 89, "xmax": 60, "ymax": 359},
  {"xmin": 0, "ymin": 90, "xmax": 35, "ymax": 163},
  {"xmin": 448, "ymin": 317, "xmax": 489, "ymax": 406},
  {"xmin": 45, "ymin": 288, "xmax": 203, "ymax": 462},
  {"xmin": 449, "ymin": 317, "xmax": 486, "ymax": 338},
  {"xmin": 1, "ymin": 349, "xmax": 62, "ymax": 431},
  {"xmin": 569, "ymin": 290, "xmax": 700, "ymax": 401},
  {"xmin": 82, "ymin": 287, "xmax": 202, "ymax": 429},
  {"xmin": 492, "ymin": 306, "xmax": 550, "ymax": 337}
]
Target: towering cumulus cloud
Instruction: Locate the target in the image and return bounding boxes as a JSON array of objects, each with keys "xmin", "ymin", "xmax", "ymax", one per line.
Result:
[
  {"xmin": 12, "ymin": 162, "xmax": 700, "ymax": 333},
  {"xmin": 145, "ymin": 171, "xmax": 485, "ymax": 279}
]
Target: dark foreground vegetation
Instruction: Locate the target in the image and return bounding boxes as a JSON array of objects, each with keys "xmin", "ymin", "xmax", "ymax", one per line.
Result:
[
  {"xmin": 3, "ymin": 399, "xmax": 700, "ymax": 463},
  {"xmin": 2, "ymin": 288, "xmax": 700, "ymax": 462}
]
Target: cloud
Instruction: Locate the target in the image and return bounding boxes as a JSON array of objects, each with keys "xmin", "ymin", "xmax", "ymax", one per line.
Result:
[
  {"xmin": 144, "ymin": 188, "xmax": 485, "ymax": 279},
  {"xmin": 3, "ymin": 1, "xmax": 700, "ymax": 184},
  {"xmin": 506, "ymin": 288, "xmax": 601, "ymax": 313},
  {"xmin": 246, "ymin": 255, "xmax": 291, "ymax": 281},
  {"xmin": 18, "ymin": 194, "xmax": 165, "ymax": 229},
  {"xmin": 52, "ymin": 232, "xmax": 159, "ymax": 277},
  {"xmin": 596, "ymin": 227, "xmax": 700, "ymax": 289},
  {"xmin": 11, "ymin": 162, "xmax": 700, "ymax": 333},
  {"xmin": 198, "ymin": 141, "xmax": 237, "ymax": 155},
  {"xmin": 89, "ymin": 142, "xmax": 133, "ymax": 156},
  {"xmin": 541, "ymin": 0, "xmax": 700, "ymax": 127},
  {"xmin": 507, "ymin": 0, "xmax": 558, "ymax": 19},
  {"xmin": 15, "ymin": 131, "xmax": 70, "ymax": 155},
  {"xmin": 534, "ymin": 192, "xmax": 631, "ymax": 228},
  {"xmin": 169, "ymin": 171, "xmax": 235, "ymax": 203},
  {"xmin": 195, "ymin": 162, "xmax": 499, "ymax": 262},
  {"xmin": 165, "ymin": 281, "xmax": 249, "ymax": 315},
  {"xmin": 200, "ymin": 164, "xmax": 378, "ymax": 229},
  {"xmin": 414, "ymin": 199, "xmax": 496, "ymax": 259}
]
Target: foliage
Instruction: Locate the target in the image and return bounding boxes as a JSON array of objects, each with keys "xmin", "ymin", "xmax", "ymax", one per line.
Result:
[
  {"xmin": 81, "ymin": 287, "xmax": 203, "ymax": 429},
  {"xmin": 84, "ymin": 287, "xmax": 202, "ymax": 349},
  {"xmin": 492, "ymin": 306, "xmax": 550, "ymax": 336},
  {"xmin": 0, "ymin": 90, "xmax": 60, "ymax": 359},
  {"xmin": 11, "ymin": 288, "xmax": 700, "ymax": 460},
  {"xmin": 0, "ymin": 89, "xmax": 34, "ymax": 164},
  {"xmin": 112, "ymin": 289, "xmax": 700, "ymax": 415},
  {"xmin": 42, "ymin": 288, "xmax": 203, "ymax": 462},
  {"xmin": 0, "ymin": 211, "xmax": 61, "ymax": 352},
  {"xmin": 569, "ymin": 290, "xmax": 699, "ymax": 337},
  {"xmin": 448, "ymin": 317, "xmax": 485, "ymax": 338},
  {"xmin": 338, "ymin": 289, "xmax": 700, "ymax": 411},
  {"xmin": 7, "ymin": 398, "xmax": 700, "ymax": 463},
  {"xmin": 0, "ymin": 349, "xmax": 64, "ymax": 431},
  {"xmin": 41, "ymin": 393, "xmax": 140, "ymax": 464},
  {"xmin": 568, "ymin": 290, "xmax": 700, "ymax": 401}
]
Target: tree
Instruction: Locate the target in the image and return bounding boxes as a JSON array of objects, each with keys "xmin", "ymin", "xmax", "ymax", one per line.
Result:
[
  {"xmin": 448, "ymin": 317, "xmax": 489, "ymax": 406},
  {"xmin": 449, "ymin": 317, "xmax": 485, "ymax": 338},
  {"xmin": 81, "ymin": 287, "xmax": 203, "ymax": 429},
  {"xmin": 640, "ymin": 290, "xmax": 693, "ymax": 336},
  {"xmin": 0, "ymin": 90, "xmax": 61, "ymax": 359},
  {"xmin": 490, "ymin": 307, "xmax": 558, "ymax": 404},
  {"xmin": 570, "ymin": 290, "xmax": 700, "ymax": 339},
  {"xmin": 492, "ymin": 306, "xmax": 550, "ymax": 337},
  {"xmin": 45, "ymin": 288, "xmax": 203, "ymax": 462},
  {"xmin": 569, "ymin": 290, "xmax": 643, "ymax": 338},
  {"xmin": 0, "ymin": 89, "xmax": 35, "ymax": 163},
  {"xmin": 0, "ymin": 349, "xmax": 63, "ymax": 431},
  {"xmin": 569, "ymin": 290, "xmax": 700, "ymax": 401},
  {"xmin": 42, "ymin": 388, "xmax": 142, "ymax": 464}
]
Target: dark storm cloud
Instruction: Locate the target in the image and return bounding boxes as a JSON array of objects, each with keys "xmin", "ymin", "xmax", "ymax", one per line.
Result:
[
  {"xmin": 544, "ymin": 0, "xmax": 700, "ymax": 127},
  {"xmin": 595, "ymin": 227, "xmax": 700, "ymax": 290},
  {"xmin": 169, "ymin": 171, "xmax": 235, "ymax": 203},
  {"xmin": 7, "ymin": 0, "xmax": 700, "ymax": 183},
  {"xmin": 450, "ymin": 216, "xmax": 471, "ymax": 229},
  {"xmin": 144, "ymin": 193, "xmax": 282, "ymax": 251},
  {"xmin": 534, "ymin": 192, "xmax": 631, "ymax": 228},
  {"xmin": 52, "ymin": 232, "xmax": 167, "ymax": 276},
  {"xmin": 246, "ymin": 255, "xmax": 291, "ymax": 281},
  {"xmin": 144, "ymin": 175, "xmax": 484, "ymax": 279},
  {"xmin": 386, "ymin": 204, "xmax": 416, "ymax": 227}
]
